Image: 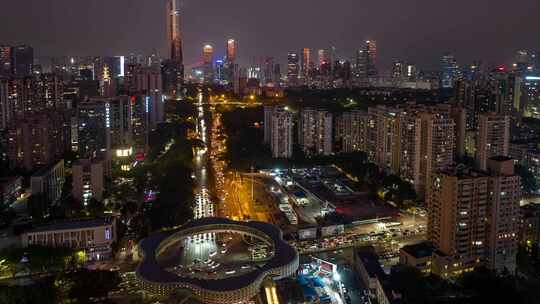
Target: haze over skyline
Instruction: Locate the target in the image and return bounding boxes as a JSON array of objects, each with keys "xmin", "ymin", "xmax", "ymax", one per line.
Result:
[{"xmin": 1, "ymin": 0, "xmax": 539, "ymax": 70}]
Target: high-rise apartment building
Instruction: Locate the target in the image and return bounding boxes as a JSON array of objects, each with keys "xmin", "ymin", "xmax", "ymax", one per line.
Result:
[
  {"xmin": 268, "ymin": 106, "xmax": 293, "ymax": 159},
  {"xmin": 429, "ymin": 166, "xmax": 489, "ymax": 278},
  {"xmin": 335, "ymin": 110, "xmax": 368, "ymax": 153},
  {"xmin": 485, "ymin": 157, "xmax": 520, "ymax": 273},
  {"xmin": 366, "ymin": 106, "xmax": 400, "ymax": 171},
  {"xmin": 429, "ymin": 157, "xmax": 520, "ymax": 277},
  {"xmin": 475, "ymin": 113, "xmax": 510, "ymax": 171},
  {"xmin": 6, "ymin": 111, "xmax": 69, "ymax": 171},
  {"xmin": 418, "ymin": 112, "xmax": 456, "ymax": 196},
  {"xmin": 298, "ymin": 108, "xmax": 333, "ymax": 156}
]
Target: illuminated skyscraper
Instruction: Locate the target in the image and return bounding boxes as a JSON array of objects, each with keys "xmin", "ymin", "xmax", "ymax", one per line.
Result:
[
  {"xmin": 203, "ymin": 44, "xmax": 214, "ymax": 64},
  {"xmin": 365, "ymin": 40, "xmax": 377, "ymax": 77},
  {"xmin": 163, "ymin": 0, "xmax": 184, "ymax": 98},
  {"xmin": 318, "ymin": 49, "xmax": 331, "ymax": 76},
  {"xmin": 441, "ymin": 53, "xmax": 460, "ymax": 88},
  {"xmin": 0, "ymin": 46, "xmax": 12, "ymax": 77},
  {"xmin": 168, "ymin": 0, "xmax": 183, "ymax": 64},
  {"xmin": 354, "ymin": 40, "xmax": 377, "ymax": 85},
  {"xmin": 12, "ymin": 45, "xmax": 33, "ymax": 77},
  {"xmin": 287, "ymin": 52, "xmax": 299, "ymax": 86},
  {"xmin": 226, "ymin": 39, "xmax": 237, "ymax": 63},
  {"xmin": 202, "ymin": 45, "xmax": 214, "ymax": 83},
  {"xmin": 302, "ymin": 48, "xmax": 311, "ymax": 80}
]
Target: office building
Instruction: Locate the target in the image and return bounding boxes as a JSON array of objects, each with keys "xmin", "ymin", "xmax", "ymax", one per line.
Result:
[
  {"xmin": 267, "ymin": 106, "xmax": 293, "ymax": 159},
  {"xmin": 318, "ymin": 49, "xmax": 332, "ymax": 76},
  {"xmin": 287, "ymin": 52, "xmax": 299, "ymax": 86},
  {"xmin": 72, "ymin": 158, "xmax": 105, "ymax": 205},
  {"xmin": 133, "ymin": 66, "xmax": 164, "ymax": 129},
  {"xmin": 0, "ymin": 79, "xmax": 14, "ymax": 130},
  {"xmin": 30, "ymin": 159, "xmax": 65, "ymax": 205},
  {"xmin": 12, "ymin": 45, "xmax": 33, "ymax": 77},
  {"xmin": 302, "ymin": 48, "xmax": 311, "ymax": 82},
  {"xmin": 475, "ymin": 113, "xmax": 510, "ymax": 171},
  {"xmin": 22, "ymin": 217, "xmax": 117, "ymax": 261},
  {"xmin": 441, "ymin": 53, "xmax": 460, "ymax": 88},
  {"xmin": 202, "ymin": 44, "xmax": 214, "ymax": 83},
  {"xmin": 522, "ymin": 76, "xmax": 540, "ymax": 118},
  {"xmin": 365, "ymin": 40, "xmax": 377, "ymax": 77},
  {"xmin": 77, "ymin": 99, "xmax": 111, "ymax": 158},
  {"xmin": 226, "ymin": 39, "xmax": 236, "ymax": 63},
  {"xmin": 298, "ymin": 108, "xmax": 333, "ymax": 156},
  {"xmin": 0, "ymin": 46, "xmax": 12, "ymax": 77}
]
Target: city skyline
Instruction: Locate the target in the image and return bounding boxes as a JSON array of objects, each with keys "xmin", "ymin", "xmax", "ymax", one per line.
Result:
[{"xmin": 0, "ymin": 0, "xmax": 539, "ymax": 69}]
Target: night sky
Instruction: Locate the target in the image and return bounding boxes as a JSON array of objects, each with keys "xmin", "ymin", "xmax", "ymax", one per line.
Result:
[{"xmin": 1, "ymin": 0, "xmax": 539, "ymax": 70}]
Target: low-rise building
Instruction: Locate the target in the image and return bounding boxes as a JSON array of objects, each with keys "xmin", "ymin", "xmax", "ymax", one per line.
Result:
[
  {"xmin": 30, "ymin": 160, "xmax": 65, "ymax": 205},
  {"xmin": 399, "ymin": 241, "xmax": 433, "ymax": 275},
  {"xmin": 72, "ymin": 158, "xmax": 105, "ymax": 205},
  {"xmin": 21, "ymin": 217, "xmax": 116, "ymax": 261},
  {"xmin": 355, "ymin": 247, "xmax": 401, "ymax": 304},
  {"xmin": 519, "ymin": 204, "xmax": 540, "ymax": 243}
]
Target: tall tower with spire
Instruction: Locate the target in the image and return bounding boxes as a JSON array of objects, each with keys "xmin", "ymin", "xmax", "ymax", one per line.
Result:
[
  {"xmin": 163, "ymin": 0, "xmax": 184, "ymax": 99},
  {"xmin": 168, "ymin": 0, "xmax": 183, "ymax": 64}
]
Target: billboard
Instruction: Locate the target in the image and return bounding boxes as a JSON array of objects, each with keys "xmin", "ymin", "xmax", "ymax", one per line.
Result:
[
  {"xmin": 321, "ymin": 224, "xmax": 345, "ymax": 237},
  {"xmin": 298, "ymin": 227, "xmax": 317, "ymax": 240}
]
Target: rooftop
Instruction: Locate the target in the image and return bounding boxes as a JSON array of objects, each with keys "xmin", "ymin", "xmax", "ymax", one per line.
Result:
[
  {"xmin": 24, "ymin": 217, "xmax": 114, "ymax": 234},
  {"xmin": 400, "ymin": 241, "xmax": 433, "ymax": 259},
  {"xmin": 136, "ymin": 217, "xmax": 298, "ymax": 292}
]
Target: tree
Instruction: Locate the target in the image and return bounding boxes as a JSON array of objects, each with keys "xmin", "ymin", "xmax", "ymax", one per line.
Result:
[
  {"xmin": 0, "ymin": 204, "xmax": 16, "ymax": 227},
  {"xmin": 86, "ymin": 198, "xmax": 104, "ymax": 217},
  {"xmin": 64, "ymin": 269, "xmax": 121, "ymax": 303},
  {"xmin": 27, "ymin": 194, "xmax": 48, "ymax": 223},
  {"xmin": 0, "ymin": 278, "xmax": 58, "ymax": 304}
]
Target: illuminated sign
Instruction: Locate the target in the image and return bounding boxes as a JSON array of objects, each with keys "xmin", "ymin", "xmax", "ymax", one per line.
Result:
[
  {"xmin": 105, "ymin": 227, "xmax": 111, "ymax": 240},
  {"xmin": 119, "ymin": 56, "xmax": 125, "ymax": 77},
  {"xmin": 526, "ymin": 76, "xmax": 540, "ymax": 80},
  {"xmin": 105, "ymin": 102, "xmax": 111, "ymax": 128}
]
